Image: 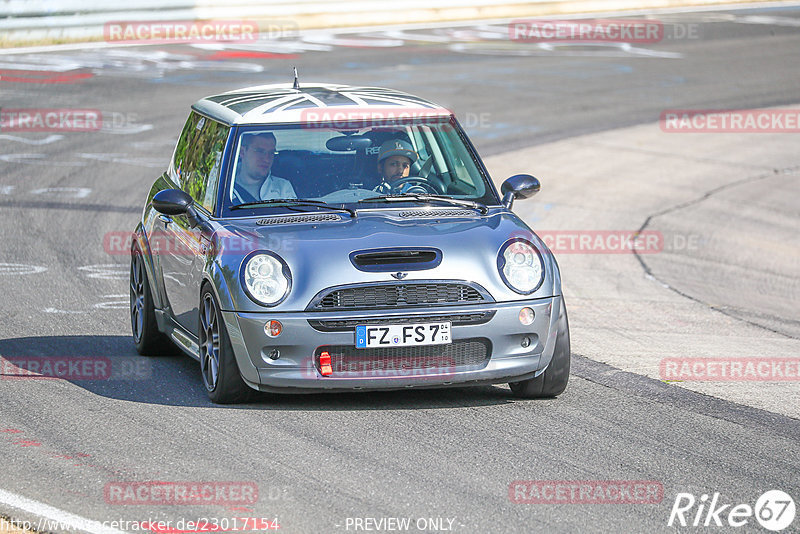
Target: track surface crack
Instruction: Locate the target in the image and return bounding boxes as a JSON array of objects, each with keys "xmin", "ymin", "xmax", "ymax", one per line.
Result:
[{"xmin": 633, "ymin": 165, "xmax": 800, "ymax": 340}]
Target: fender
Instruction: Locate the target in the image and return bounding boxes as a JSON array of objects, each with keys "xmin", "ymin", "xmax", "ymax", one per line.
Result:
[
  {"xmin": 533, "ymin": 295, "xmax": 565, "ymax": 372},
  {"xmin": 202, "ymin": 262, "xmax": 261, "ymax": 385},
  {"xmin": 132, "ymin": 222, "xmax": 167, "ymax": 310},
  {"xmin": 203, "ymin": 258, "xmax": 236, "ymax": 312}
]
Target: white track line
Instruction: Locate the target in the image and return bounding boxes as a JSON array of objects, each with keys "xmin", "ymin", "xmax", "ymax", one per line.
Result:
[{"xmin": 0, "ymin": 488, "xmax": 128, "ymax": 534}]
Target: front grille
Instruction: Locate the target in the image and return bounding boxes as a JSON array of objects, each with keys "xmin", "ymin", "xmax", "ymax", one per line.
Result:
[
  {"xmin": 315, "ymin": 338, "xmax": 490, "ymax": 377},
  {"xmin": 308, "ymin": 282, "xmax": 489, "ymax": 311},
  {"xmin": 308, "ymin": 311, "xmax": 495, "ymax": 332},
  {"xmin": 257, "ymin": 213, "xmax": 341, "ymax": 225}
]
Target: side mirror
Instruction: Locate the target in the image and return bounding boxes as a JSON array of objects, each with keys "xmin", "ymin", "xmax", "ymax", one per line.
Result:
[
  {"xmin": 152, "ymin": 188, "xmax": 210, "ymax": 231},
  {"xmin": 501, "ymin": 174, "xmax": 541, "ymax": 210},
  {"xmin": 153, "ymin": 188, "xmax": 193, "ymax": 215}
]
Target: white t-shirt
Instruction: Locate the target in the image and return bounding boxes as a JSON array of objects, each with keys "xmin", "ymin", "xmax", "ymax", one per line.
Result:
[
  {"xmin": 232, "ymin": 173, "xmax": 296, "ymax": 204},
  {"xmin": 259, "ymin": 173, "xmax": 296, "ymax": 200}
]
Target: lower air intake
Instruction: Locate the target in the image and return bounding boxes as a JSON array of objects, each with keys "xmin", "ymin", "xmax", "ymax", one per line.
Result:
[{"xmin": 315, "ymin": 338, "xmax": 490, "ymax": 378}]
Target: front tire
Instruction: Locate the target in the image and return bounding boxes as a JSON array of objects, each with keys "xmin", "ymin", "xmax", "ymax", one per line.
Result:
[
  {"xmin": 509, "ymin": 299, "xmax": 570, "ymax": 398},
  {"xmin": 199, "ymin": 286, "xmax": 253, "ymax": 404}
]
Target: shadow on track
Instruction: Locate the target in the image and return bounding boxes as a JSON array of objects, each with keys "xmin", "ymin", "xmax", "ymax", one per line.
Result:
[{"xmin": 0, "ymin": 335, "xmax": 525, "ymax": 410}]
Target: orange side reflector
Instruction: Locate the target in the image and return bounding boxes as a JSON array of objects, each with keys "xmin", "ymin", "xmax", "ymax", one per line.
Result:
[{"xmin": 319, "ymin": 351, "xmax": 332, "ymax": 376}]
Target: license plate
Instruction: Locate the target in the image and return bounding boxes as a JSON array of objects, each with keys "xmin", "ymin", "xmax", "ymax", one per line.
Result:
[{"xmin": 355, "ymin": 322, "xmax": 451, "ymax": 348}]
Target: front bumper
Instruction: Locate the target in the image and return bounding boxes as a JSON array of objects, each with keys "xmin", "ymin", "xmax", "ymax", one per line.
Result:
[{"xmin": 223, "ymin": 295, "xmax": 563, "ymax": 392}]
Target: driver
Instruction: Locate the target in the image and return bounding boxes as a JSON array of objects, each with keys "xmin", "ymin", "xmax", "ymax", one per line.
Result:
[
  {"xmin": 233, "ymin": 132, "xmax": 296, "ymax": 204},
  {"xmin": 373, "ymin": 139, "xmax": 423, "ymax": 195}
]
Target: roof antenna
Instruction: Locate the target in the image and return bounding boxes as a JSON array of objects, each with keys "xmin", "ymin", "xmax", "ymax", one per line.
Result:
[{"xmin": 292, "ymin": 67, "xmax": 299, "ymax": 90}]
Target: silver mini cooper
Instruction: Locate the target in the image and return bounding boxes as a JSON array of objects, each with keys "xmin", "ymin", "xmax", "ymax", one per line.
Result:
[{"xmin": 130, "ymin": 83, "xmax": 570, "ymax": 403}]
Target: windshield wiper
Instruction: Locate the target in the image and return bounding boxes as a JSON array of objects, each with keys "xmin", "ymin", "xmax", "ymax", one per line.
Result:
[
  {"xmin": 360, "ymin": 194, "xmax": 488, "ymax": 214},
  {"xmin": 231, "ymin": 199, "xmax": 356, "ymax": 218}
]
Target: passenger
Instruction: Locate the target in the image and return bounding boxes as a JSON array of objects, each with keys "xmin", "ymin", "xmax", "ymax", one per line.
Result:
[{"xmin": 233, "ymin": 132, "xmax": 296, "ymax": 204}]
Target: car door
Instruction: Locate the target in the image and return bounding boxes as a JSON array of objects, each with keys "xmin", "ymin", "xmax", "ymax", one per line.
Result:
[{"xmin": 159, "ymin": 113, "xmax": 229, "ymax": 335}]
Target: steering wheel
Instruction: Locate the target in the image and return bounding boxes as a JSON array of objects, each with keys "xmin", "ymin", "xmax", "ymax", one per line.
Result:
[{"xmin": 393, "ymin": 176, "xmax": 443, "ymax": 195}]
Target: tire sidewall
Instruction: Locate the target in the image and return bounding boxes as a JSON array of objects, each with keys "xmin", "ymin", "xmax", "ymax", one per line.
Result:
[{"xmin": 200, "ymin": 286, "xmax": 252, "ymax": 403}]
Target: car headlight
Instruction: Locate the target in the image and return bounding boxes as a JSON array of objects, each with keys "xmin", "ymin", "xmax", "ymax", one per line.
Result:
[
  {"xmin": 241, "ymin": 252, "xmax": 291, "ymax": 306},
  {"xmin": 498, "ymin": 239, "xmax": 545, "ymax": 294}
]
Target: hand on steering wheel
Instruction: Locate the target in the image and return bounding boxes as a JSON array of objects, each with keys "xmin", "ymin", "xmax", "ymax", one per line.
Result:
[{"xmin": 393, "ymin": 176, "xmax": 440, "ymax": 195}]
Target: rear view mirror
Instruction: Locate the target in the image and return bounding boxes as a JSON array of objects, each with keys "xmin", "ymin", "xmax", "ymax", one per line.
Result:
[{"xmin": 326, "ymin": 135, "xmax": 372, "ymax": 152}]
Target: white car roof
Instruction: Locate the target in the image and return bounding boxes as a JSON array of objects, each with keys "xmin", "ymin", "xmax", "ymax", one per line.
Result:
[{"xmin": 192, "ymin": 83, "xmax": 453, "ymax": 125}]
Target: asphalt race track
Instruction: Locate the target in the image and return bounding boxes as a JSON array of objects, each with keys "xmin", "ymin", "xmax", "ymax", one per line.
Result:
[{"xmin": 1, "ymin": 4, "xmax": 799, "ymax": 533}]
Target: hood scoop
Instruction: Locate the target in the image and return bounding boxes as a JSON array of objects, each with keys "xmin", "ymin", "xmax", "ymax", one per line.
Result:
[
  {"xmin": 257, "ymin": 213, "xmax": 341, "ymax": 225},
  {"xmin": 398, "ymin": 209, "xmax": 475, "ymax": 218},
  {"xmin": 350, "ymin": 247, "xmax": 442, "ymax": 272}
]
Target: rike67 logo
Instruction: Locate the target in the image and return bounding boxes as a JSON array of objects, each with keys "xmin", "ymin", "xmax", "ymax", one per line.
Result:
[{"xmin": 668, "ymin": 490, "xmax": 796, "ymax": 531}]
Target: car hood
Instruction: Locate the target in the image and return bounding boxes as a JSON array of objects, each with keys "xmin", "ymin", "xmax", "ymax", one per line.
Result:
[{"xmin": 210, "ymin": 208, "xmax": 560, "ymax": 312}]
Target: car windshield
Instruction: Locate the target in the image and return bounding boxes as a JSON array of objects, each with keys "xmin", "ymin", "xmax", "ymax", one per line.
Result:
[{"xmin": 222, "ymin": 117, "xmax": 498, "ymax": 214}]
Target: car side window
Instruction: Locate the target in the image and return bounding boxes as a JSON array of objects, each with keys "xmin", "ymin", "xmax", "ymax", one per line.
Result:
[
  {"xmin": 171, "ymin": 112, "xmax": 201, "ymax": 186},
  {"xmin": 178, "ymin": 116, "xmax": 230, "ymax": 213},
  {"xmin": 435, "ymin": 127, "xmax": 485, "ymax": 197}
]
